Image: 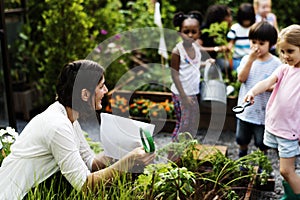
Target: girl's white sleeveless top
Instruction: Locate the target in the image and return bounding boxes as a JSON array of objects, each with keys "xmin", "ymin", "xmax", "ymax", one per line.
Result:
[{"xmin": 171, "ymin": 41, "xmax": 201, "ymax": 95}]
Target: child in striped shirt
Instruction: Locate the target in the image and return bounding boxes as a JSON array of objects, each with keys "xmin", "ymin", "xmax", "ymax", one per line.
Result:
[
  {"xmin": 235, "ymin": 21, "xmax": 281, "ymax": 161},
  {"xmin": 227, "ymin": 3, "xmax": 256, "ymax": 70}
]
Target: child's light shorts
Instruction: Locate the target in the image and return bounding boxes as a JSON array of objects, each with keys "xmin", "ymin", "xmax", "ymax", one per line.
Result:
[{"xmin": 264, "ymin": 129, "xmax": 300, "ymax": 158}]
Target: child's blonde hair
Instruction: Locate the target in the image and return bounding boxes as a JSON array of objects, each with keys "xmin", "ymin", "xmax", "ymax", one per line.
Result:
[
  {"xmin": 253, "ymin": 0, "xmax": 272, "ymax": 13},
  {"xmin": 277, "ymin": 24, "xmax": 300, "ymax": 48}
]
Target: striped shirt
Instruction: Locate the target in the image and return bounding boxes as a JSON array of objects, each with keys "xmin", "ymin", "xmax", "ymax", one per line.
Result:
[
  {"xmin": 227, "ymin": 23, "xmax": 251, "ymax": 59},
  {"xmin": 236, "ymin": 54, "xmax": 282, "ymax": 125}
]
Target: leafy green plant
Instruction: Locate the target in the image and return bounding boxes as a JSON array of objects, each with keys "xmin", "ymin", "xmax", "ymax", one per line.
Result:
[
  {"xmin": 156, "ymin": 132, "xmax": 272, "ymax": 199},
  {"xmin": 202, "ymin": 21, "xmax": 229, "ymax": 47},
  {"xmin": 202, "ymin": 21, "xmax": 234, "ymax": 82},
  {"xmin": 225, "ymin": 70, "xmax": 241, "ymax": 98},
  {"xmin": 135, "ymin": 162, "xmax": 196, "ymax": 199},
  {"xmin": 14, "ymin": 0, "xmax": 99, "ymax": 106},
  {"xmin": 156, "ymin": 132, "xmax": 198, "ymax": 164},
  {"xmin": 37, "ymin": 0, "xmax": 98, "ymax": 105},
  {"xmin": 236, "ymin": 150, "xmax": 273, "ymax": 186}
]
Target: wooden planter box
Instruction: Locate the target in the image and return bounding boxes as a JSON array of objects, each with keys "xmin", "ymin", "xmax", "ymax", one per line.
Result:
[
  {"xmin": 170, "ymin": 144, "xmax": 259, "ymax": 200},
  {"xmin": 193, "ymin": 146, "xmax": 261, "ymax": 200},
  {"xmin": 106, "ymin": 90, "xmax": 238, "ymax": 133},
  {"xmin": 13, "ymin": 87, "xmax": 40, "ymax": 121}
]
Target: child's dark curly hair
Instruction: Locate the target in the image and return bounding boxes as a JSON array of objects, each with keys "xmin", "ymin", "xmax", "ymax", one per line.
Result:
[{"xmin": 173, "ymin": 10, "xmax": 203, "ymax": 31}]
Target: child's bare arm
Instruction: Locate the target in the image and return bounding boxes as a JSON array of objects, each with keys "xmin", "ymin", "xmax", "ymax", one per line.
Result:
[
  {"xmin": 238, "ymin": 48, "xmax": 260, "ymax": 82},
  {"xmin": 227, "ymin": 40, "xmax": 235, "ymax": 52},
  {"xmin": 245, "ymin": 74, "xmax": 278, "ymax": 104},
  {"xmin": 200, "ymin": 58, "xmax": 215, "ymax": 68}
]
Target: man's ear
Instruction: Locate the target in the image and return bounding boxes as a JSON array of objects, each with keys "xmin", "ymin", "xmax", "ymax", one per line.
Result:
[{"xmin": 81, "ymin": 89, "xmax": 91, "ymax": 102}]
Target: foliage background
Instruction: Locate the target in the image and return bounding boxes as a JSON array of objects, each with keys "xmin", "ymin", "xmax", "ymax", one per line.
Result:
[{"xmin": 5, "ymin": 0, "xmax": 300, "ymax": 108}]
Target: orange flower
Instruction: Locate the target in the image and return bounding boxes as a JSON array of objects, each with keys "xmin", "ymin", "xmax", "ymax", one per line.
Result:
[
  {"xmin": 136, "ymin": 99, "xmax": 145, "ymax": 105},
  {"xmin": 130, "ymin": 103, "xmax": 136, "ymax": 108},
  {"xmin": 151, "ymin": 111, "xmax": 158, "ymax": 117},
  {"xmin": 105, "ymin": 105, "xmax": 112, "ymax": 112},
  {"xmin": 165, "ymin": 105, "xmax": 170, "ymax": 112},
  {"xmin": 109, "ymin": 98, "xmax": 115, "ymax": 104}
]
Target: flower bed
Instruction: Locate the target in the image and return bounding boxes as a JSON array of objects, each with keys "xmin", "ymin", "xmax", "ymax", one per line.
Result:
[
  {"xmin": 105, "ymin": 92, "xmax": 176, "ymax": 133},
  {"xmin": 129, "ymin": 98, "xmax": 174, "ymax": 119},
  {"xmin": 105, "ymin": 90, "xmax": 238, "ymax": 133},
  {"xmin": 106, "ymin": 95, "xmax": 175, "ymax": 119}
]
